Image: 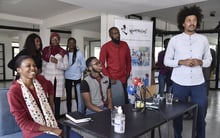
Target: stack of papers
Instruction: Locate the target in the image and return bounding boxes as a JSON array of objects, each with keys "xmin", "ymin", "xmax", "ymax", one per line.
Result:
[{"xmin": 66, "ymin": 112, "xmax": 92, "ymax": 123}]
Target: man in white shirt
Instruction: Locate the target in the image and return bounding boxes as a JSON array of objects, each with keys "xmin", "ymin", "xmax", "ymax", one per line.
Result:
[{"xmin": 164, "ymin": 5, "xmax": 212, "ymax": 138}]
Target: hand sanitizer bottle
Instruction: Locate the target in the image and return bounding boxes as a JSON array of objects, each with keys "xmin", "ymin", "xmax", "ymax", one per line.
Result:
[{"xmin": 114, "ymin": 106, "xmax": 125, "ymax": 133}]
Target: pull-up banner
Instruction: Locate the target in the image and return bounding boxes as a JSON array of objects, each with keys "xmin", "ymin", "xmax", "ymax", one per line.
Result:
[{"xmin": 115, "ymin": 19, "xmax": 153, "ymax": 102}]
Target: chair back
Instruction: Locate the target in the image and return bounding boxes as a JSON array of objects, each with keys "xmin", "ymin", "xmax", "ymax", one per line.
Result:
[
  {"xmin": 140, "ymin": 85, "xmax": 157, "ymax": 99},
  {"xmin": 76, "ymin": 84, "xmax": 85, "ymax": 114},
  {"xmin": 0, "ymin": 88, "xmax": 21, "ymax": 136},
  {"xmin": 111, "ymin": 80, "xmax": 125, "ymax": 106}
]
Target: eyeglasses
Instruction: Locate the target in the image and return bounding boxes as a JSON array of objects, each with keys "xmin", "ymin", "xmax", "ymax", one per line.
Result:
[{"xmin": 91, "ymin": 61, "xmax": 101, "ymax": 66}]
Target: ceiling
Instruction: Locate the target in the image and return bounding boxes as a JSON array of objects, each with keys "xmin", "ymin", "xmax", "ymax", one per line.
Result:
[{"xmin": 0, "ymin": 0, "xmax": 219, "ymax": 32}]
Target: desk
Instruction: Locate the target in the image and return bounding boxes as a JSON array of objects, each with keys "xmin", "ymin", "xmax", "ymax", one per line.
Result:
[{"xmin": 63, "ymin": 101, "xmax": 198, "ymax": 138}]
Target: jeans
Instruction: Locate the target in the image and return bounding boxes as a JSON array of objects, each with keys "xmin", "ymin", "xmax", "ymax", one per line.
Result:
[
  {"xmin": 35, "ymin": 129, "xmax": 82, "ymax": 138},
  {"xmin": 172, "ymin": 82, "xmax": 207, "ymax": 138},
  {"xmin": 158, "ymin": 73, "xmax": 172, "ymax": 97}
]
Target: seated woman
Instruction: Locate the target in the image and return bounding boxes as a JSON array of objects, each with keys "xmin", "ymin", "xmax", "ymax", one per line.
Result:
[
  {"xmin": 80, "ymin": 57, "xmax": 113, "ymax": 115},
  {"xmin": 7, "ymin": 55, "xmax": 82, "ymax": 138}
]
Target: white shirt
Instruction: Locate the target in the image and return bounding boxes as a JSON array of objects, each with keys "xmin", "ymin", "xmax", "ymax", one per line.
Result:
[{"xmin": 164, "ymin": 32, "xmax": 212, "ymax": 86}]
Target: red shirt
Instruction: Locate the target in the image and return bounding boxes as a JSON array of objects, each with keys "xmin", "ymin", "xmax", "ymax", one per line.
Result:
[
  {"xmin": 7, "ymin": 75, "xmax": 54, "ymax": 138},
  {"xmin": 99, "ymin": 41, "xmax": 131, "ymax": 83}
]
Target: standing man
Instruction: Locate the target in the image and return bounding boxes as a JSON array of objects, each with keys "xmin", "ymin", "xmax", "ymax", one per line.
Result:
[
  {"xmin": 164, "ymin": 5, "xmax": 212, "ymax": 138},
  {"xmin": 100, "ymin": 27, "xmax": 131, "ymax": 104}
]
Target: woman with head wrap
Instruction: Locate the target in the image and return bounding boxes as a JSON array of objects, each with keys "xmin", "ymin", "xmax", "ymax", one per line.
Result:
[{"xmin": 42, "ymin": 32, "xmax": 68, "ymax": 119}]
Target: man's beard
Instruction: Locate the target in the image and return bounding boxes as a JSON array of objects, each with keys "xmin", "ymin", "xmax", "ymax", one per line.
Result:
[
  {"xmin": 188, "ymin": 25, "xmax": 196, "ymax": 32},
  {"xmin": 112, "ymin": 38, "xmax": 120, "ymax": 44},
  {"xmin": 92, "ymin": 67, "xmax": 101, "ymax": 73}
]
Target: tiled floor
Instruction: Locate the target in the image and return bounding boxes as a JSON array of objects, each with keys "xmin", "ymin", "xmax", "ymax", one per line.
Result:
[
  {"xmin": 1, "ymin": 81, "xmax": 220, "ymax": 138},
  {"xmin": 143, "ymin": 90, "xmax": 220, "ymax": 138}
]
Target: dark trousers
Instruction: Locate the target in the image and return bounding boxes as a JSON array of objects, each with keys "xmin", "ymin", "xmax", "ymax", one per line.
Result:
[
  {"xmin": 122, "ymin": 82, "xmax": 129, "ymax": 104},
  {"xmin": 54, "ymin": 78, "xmax": 61, "ymax": 119},
  {"xmin": 158, "ymin": 73, "xmax": 172, "ymax": 97},
  {"xmin": 65, "ymin": 79, "xmax": 81, "ymax": 113},
  {"xmin": 172, "ymin": 82, "xmax": 207, "ymax": 138}
]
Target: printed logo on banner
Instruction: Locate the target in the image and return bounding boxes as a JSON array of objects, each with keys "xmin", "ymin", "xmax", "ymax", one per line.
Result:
[{"xmin": 115, "ymin": 19, "xmax": 153, "ymax": 41}]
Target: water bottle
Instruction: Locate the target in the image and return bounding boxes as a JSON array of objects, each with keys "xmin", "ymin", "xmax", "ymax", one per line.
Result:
[{"xmin": 114, "ymin": 106, "xmax": 125, "ymax": 133}]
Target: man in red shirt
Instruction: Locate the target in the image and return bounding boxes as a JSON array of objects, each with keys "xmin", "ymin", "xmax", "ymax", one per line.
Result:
[{"xmin": 100, "ymin": 27, "xmax": 131, "ymax": 104}]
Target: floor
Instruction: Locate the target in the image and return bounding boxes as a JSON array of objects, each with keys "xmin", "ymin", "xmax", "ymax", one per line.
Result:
[
  {"xmin": 1, "ymin": 81, "xmax": 220, "ymax": 138},
  {"xmin": 147, "ymin": 90, "xmax": 220, "ymax": 138}
]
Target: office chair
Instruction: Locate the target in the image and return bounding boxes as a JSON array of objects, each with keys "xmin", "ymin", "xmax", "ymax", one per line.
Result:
[
  {"xmin": 76, "ymin": 83, "xmax": 86, "ymax": 114},
  {"xmin": 111, "ymin": 80, "xmax": 125, "ymax": 106}
]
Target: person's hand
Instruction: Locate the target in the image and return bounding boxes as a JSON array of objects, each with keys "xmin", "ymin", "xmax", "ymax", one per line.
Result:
[
  {"xmin": 50, "ymin": 57, "xmax": 58, "ymax": 64},
  {"xmin": 191, "ymin": 58, "xmax": 203, "ymax": 66},
  {"xmin": 179, "ymin": 58, "xmax": 202, "ymax": 67},
  {"xmin": 51, "ymin": 128, "xmax": 63, "ymax": 137}
]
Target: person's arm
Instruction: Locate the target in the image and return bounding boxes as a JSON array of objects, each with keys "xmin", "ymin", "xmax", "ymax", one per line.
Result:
[
  {"xmin": 82, "ymin": 92, "xmax": 103, "ymax": 112},
  {"xmin": 125, "ymin": 44, "xmax": 132, "ymax": 78},
  {"xmin": 107, "ymin": 88, "xmax": 113, "ymax": 110},
  {"xmin": 99, "ymin": 44, "xmax": 111, "ymax": 78},
  {"xmin": 38, "ymin": 125, "xmax": 62, "ymax": 136},
  {"xmin": 79, "ymin": 51, "xmax": 87, "ymax": 73},
  {"xmin": 164, "ymin": 38, "xmax": 180, "ymax": 68},
  {"xmin": 7, "ymin": 85, "xmax": 42, "ymax": 132},
  {"xmin": 55, "ymin": 54, "xmax": 69, "ymax": 70},
  {"xmin": 201, "ymin": 38, "xmax": 212, "ymax": 68}
]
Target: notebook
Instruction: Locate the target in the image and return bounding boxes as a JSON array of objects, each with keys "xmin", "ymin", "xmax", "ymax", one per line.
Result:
[{"xmin": 66, "ymin": 112, "xmax": 92, "ymax": 123}]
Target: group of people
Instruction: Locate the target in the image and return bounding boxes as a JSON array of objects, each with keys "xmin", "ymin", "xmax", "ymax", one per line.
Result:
[
  {"xmin": 7, "ymin": 26, "xmax": 131, "ymax": 137},
  {"xmin": 6, "ymin": 4, "xmax": 215, "ymax": 138}
]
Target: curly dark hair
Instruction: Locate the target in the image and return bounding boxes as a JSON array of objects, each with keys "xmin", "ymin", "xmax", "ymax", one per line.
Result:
[{"xmin": 177, "ymin": 5, "xmax": 204, "ymax": 30}]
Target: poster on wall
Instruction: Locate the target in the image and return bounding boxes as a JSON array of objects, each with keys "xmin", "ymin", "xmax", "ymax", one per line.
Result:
[{"xmin": 115, "ymin": 19, "xmax": 153, "ymax": 101}]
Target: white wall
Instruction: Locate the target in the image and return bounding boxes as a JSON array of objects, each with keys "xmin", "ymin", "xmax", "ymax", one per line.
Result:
[{"xmin": 71, "ymin": 29, "xmax": 100, "ymax": 53}]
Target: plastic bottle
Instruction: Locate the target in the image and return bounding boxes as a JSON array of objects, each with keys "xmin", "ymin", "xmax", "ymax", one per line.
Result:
[{"xmin": 114, "ymin": 106, "xmax": 125, "ymax": 133}]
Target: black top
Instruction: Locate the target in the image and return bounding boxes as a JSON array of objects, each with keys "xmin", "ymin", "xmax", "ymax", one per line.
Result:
[{"xmin": 8, "ymin": 49, "xmax": 42, "ymax": 71}]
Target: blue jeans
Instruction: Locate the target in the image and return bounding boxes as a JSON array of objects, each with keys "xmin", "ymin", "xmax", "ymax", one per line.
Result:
[
  {"xmin": 35, "ymin": 129, "xmax": 82, "ymax": 138},
  {"xmin": 172, "ymin": 82, "xmax": 207, "ymax": 138},
  {"xmin": 158, "ymin": 73, "xmax": 172, "ymax": 97}
]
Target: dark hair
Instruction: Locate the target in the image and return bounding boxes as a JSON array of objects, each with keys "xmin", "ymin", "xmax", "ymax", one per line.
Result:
[
  {"xmin": 23, "ymin": 33, "xmax": 42, "ymax": 57},
  {"xmin": 86, "ymin": 57, "xmax": 97, "ymax": 67},
  {"xmin": 109, "ymin": 27, "xmax": 119, "ymax": 34},
  {"xmin": 164, "ymin": 38, "xmax": 170, "ymax": 49},
  {"xmin": 66, "ymin": 37, "xmax": 78, "ymax": 65},
  {"xmin": 177, "ymin": 5, "xmax": 203, "ymax": 30},
  {"xmin": 15, "ymin": 55, "xmax": 33, "ymax": 79}
]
